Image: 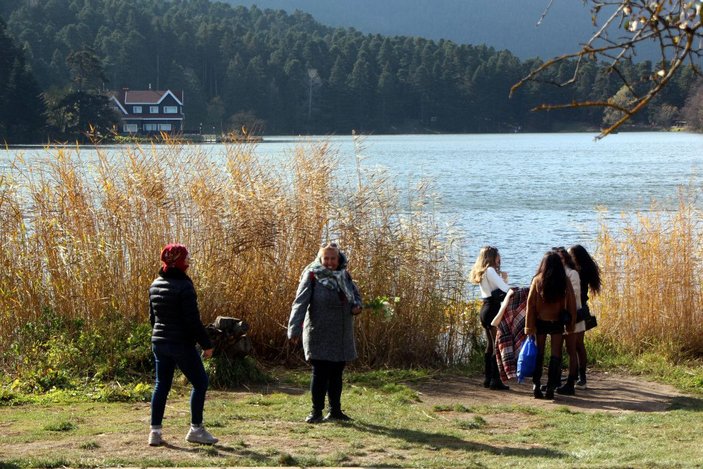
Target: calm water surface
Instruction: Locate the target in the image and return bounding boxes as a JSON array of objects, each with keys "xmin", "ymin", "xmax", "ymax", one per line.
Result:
[
  {"xmin": 253, "ymin": 132, "xmax": 703, "ymax": 286},
  {"xmin": 4, "ymin": 132, "xmax": 703, "ymax": 287}
]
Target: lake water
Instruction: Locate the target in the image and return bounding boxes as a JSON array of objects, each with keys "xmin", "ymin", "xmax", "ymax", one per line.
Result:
[{"xmin": 3, "ymin": 132, "xmax": 703, "ymax": 287}]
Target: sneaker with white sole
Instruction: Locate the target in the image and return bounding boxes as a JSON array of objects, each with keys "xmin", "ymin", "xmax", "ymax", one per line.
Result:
[
  {"xmin": 185, "ymin": 426, "xmax": 218, "ymax": 445},
  {"xmin": 148, "ymin": 430, "xmax": 163, "ymax": 446}
]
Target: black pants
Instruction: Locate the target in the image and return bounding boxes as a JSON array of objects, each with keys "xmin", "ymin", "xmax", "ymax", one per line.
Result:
[
  {"xmin": 480, "ymin": 298, "xmax": 501, "ymax": 355},
  {"xmin": 310, "ymin": 360, "xmax": 346, "ymax": 412}
]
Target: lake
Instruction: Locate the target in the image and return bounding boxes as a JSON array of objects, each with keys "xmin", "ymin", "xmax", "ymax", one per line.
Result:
[{"xmin": 3, "ymin": 132, "xmax": 703, "ymax": 287}]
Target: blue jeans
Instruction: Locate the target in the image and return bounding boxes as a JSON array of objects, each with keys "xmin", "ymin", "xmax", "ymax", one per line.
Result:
[{"xmin": 151, "ymin": 341, "xmax": 209, "ymax": 426}]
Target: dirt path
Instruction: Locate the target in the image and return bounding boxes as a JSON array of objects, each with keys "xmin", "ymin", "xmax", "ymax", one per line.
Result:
[
  {"xmin": 0, "ymin": 371, "xmax": 694, "ymax": 468},
  {"xmin": 413, "ymin": 370, "xmax": 686, "ymax": 412}
]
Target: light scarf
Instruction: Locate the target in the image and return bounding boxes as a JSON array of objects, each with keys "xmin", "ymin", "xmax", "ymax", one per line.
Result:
[{"xmin": 304, "ymin": 260, "xmax": 355, "ymax": 303}]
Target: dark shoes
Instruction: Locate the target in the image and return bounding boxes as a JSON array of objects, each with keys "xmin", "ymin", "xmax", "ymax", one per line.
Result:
[
  {"xmin": 577, "ymin": 367, "xmax": 587, "ymax": 387},
  {"xmin": 306, "ymin": 409, "xmax": 352, "ymax": 423},
  {"xmin": 544, "ymin": 356, "xmax": 561, "ymax": 400},
  {"xmin": 488, "ymin": 354, "xmax": 509, "ymax": 391},
  {"xmin": 489, "ymin": 379, "xmax": 510, "ymax": 391},
  {"xmin": 556, "ymin": 376, "xmax": 576, "ymax": 396},
  {"xmin": 533, "ymin": 384, "xmax": 544, "ymax": 399},
  {"xmin": 483, "ymin": 353, "xmax": 492, "ymax": 388},
  {"xmin": 305, "ymin": 409, "xmax": 324, "ymax": 424},
  {"xmin": 324, "ymin": 410, "xmax": 352, "ymax": 422}
]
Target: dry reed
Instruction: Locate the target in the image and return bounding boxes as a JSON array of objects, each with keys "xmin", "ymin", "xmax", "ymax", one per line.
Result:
[
  {"xmin": 0, "ymin": 138, "xmax": 473, "ymax": 370},
  {"xmin": 593, "ymin": 190, "xmax": 703, "ymax": 356}
]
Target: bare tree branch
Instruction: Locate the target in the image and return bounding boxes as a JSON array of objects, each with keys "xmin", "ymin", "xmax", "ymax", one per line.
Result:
[{"xmin": 511, "ymin": 1, "xmax": 703, "ymax": 138}]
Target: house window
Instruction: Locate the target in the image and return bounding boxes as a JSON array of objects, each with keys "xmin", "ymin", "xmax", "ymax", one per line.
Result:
[
  {"xmin": 158, "ymin": 123, "xmax": 172, "ymax": 131},
  {"xmin": 123, "ymin": 124, "xmax": 138, "ymax": 133},
  {"xmin": 150, "ymin": 106, "xmax": 159, "ymax": 113},
  {"xmin": 144, "ymin": 123, "xmax": 158, "ymax": 131},
  {"xmin": 132, "ymin": 106, "xmax": 142, "ymax": 113},
  {"xmin": 163, "ymin": 106, "xmax": 178, "ymax": 114}
]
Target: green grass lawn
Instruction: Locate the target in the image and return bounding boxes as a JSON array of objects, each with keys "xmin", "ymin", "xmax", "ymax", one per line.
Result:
[{"xmin": 1, "ymin": 368, "xmax": 703, "ymax": 468}]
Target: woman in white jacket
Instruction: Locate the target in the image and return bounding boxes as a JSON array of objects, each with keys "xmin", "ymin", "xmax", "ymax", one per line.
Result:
[{"xmin": 469, "ymin": 246, "xmax": 510, "ymax": 391}]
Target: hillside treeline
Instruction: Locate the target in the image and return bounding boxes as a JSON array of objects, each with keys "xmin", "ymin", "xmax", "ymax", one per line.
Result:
[{"xmin": 1, "ymin": 0, "xmax": 700, "ymax": 141}]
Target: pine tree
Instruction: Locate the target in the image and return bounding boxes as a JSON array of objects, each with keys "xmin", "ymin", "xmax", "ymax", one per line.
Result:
[{"xmin": 0, "ymin": 18, "xmax": 46, "ymax": 143}]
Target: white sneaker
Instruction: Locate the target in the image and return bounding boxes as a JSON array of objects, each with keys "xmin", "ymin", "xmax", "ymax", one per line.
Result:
[
  {"xmin": 148, "ymin": 430, "xmax": 163, "ymax": 446},
  {"xmin": 185, "ymin": 426, "xmax": 218, "ymax": 445}
]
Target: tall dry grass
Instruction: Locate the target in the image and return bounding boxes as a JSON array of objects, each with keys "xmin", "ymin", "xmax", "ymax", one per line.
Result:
[
  {"xmin": 593, "ymin": 191, "xmax": 703, "ymax": 356},
  {"xmin": 0, "ymin": 137, "xmax": 474, "ymax": 372}
]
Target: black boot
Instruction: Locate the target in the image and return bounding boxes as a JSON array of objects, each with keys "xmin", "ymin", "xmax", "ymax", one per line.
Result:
[
  {"xmin": 556, "ymin": 374, "xmax": 576, "ymax": 395},
  {"xmin": 577, "ymin": 367, "xmax": 587, "ymax": 387},
  {"xmin": 532, "ymin": 384, "xmax": 544, "ymax": 399},
  {"xmin": 545, "ymin": 356, "xmax": 561, "ymax": 400},
  {"xmin": 532, "ymin": 353, "xmax": 544, "ymax": 399},
  {"xmin": 305, "ymin": 408, "xmax": 323, "ymax": 424},
  {"xmin": 324, "ymin": 409, "xmax": 352, "ymax": 422},
  {"xmin": 483, "ymin": 353, "xmax": 492, "ymax": 388},
  {"xmin": 489, "ymin": 355, "xmax": 509, "ymax": 390}
]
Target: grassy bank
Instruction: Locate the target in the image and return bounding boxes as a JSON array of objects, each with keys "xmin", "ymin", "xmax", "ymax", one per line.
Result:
[{"xmin": 1, "ymin": 368, "xmax": 702, "ymax": 468}]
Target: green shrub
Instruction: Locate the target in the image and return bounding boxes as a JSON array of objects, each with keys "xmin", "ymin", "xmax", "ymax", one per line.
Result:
[
  {"xmin": 93, "ymin": 381, "xmax": 152, "ymax": 402},
  {"xmin": 43, "ymin": 421, "xmax": 76, "ymax": 432},
  {"xmin": 4, "ymin": 311, "xmax": 152, "ymax": 393},
  {"xmin": 204, "ymin": 355, "xmax": 271, "ymax": 389}
]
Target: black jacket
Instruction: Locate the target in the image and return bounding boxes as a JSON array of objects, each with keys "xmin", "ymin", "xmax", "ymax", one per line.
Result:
[{"xmin": 149, "ymin": 268, "xmax": 213, "ymax": 349}]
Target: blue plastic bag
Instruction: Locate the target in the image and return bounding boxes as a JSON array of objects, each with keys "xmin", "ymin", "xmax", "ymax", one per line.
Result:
[{"xmin": 516, "ymin": 335, "xmax": 537, "ymax": 383}]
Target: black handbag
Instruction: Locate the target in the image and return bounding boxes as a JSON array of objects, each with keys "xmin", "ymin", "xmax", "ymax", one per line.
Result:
[
  {"xmin": 584, "ymin": 312, "xmax": 598, "ymax": 330},
  {"xmin": 576, "ymin": 308, "xmax": 587, "ymax": 322}
]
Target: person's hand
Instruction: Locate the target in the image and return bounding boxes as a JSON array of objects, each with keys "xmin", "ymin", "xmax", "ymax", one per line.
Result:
[
  {"xmin": 351, "ymin": 305, "xmax": 362, "ymax": 316},
  {"xmin": 500, "ymin": 271, "xmax": 509, "ymax": 282},
  {"xmin": 202, "ymin": 348, "xmax": 214, "ymax": 359}
]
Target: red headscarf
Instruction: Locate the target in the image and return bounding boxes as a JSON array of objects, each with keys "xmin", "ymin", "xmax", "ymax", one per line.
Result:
[{"xmin": 160, "ymin": 243, "xmax": 189, "ymax": 272}]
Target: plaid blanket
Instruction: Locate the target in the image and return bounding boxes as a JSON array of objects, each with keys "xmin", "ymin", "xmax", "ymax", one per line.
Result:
[{"xmin": 495, "ymin": 287, "xmax": 530, "ymax": 381}]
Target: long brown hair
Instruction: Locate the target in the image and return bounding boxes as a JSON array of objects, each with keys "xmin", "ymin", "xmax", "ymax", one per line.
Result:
[
  {"xmin": 533, "ymin": 251, "xmax": 567, "ymax": 303},
  {"xmin": 568, "ymin": 244, "xmax": 602, "ymax": 294}
]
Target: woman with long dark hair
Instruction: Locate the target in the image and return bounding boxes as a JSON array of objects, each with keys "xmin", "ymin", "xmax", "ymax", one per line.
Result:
[
  {"xmin": 525, "ymin": 251, "xmax": 576, "ymax": 399},
  {"xmin": 568, "ymin": 244, "xmax": 602, "ymax": 387},
  {"xmin": 553, "ymin": 247, "xmax": 581, "ymax": 396}
]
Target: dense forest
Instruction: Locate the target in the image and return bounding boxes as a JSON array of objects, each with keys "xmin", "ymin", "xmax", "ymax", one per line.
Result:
[
  {"xmin": 222, "ymin": 0, "xmax": 603, "ymax": 61},
  {"xmin": 0, "ymin": 0, "xmax": 700, "ymax": 142}
]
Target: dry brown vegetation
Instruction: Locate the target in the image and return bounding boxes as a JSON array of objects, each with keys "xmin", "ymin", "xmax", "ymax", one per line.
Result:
[
  {"xmin": 2, "ymin": 137, "xmax": 702, "ymax": 380},
  {"xmin": 0, "ymin": 138, "xmax": 475, "ymax": 371},
  {"xmin": 594, "ymin": 190, "xmax": 703, "ymax": 356}
]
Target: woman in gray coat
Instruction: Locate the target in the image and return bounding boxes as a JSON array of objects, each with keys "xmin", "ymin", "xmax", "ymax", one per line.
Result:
[{"xmin": 288, "ymin": 243, "xmax": 362, "ymax": 423}]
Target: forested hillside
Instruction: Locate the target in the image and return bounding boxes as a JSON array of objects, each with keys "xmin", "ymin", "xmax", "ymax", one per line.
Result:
[
  {"xmin": 0, "ymin": 17, "xmax": 46, "ymax": 142},
  {"xmin": 222, "ymin": 0, "xmax": 603, "ymax": 61},
  {"xmin": 0, "ymin": 0, "xmax": 698, "ymax": 140}
]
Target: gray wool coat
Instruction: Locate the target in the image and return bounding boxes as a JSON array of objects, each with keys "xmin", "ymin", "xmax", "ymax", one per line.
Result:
[{"xmin": 288, "ymin": 268, "xmax": 362, "ymax": 362}]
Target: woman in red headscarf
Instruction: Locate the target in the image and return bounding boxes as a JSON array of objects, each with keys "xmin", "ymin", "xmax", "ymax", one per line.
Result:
[{"xmin": 147, "ymin": 243, "xmax": 217, "ymax": 446}]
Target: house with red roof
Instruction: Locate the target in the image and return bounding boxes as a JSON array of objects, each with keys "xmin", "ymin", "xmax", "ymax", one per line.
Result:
[{"xmin": 110, "ymin": 89, "xmax": 184, "ymax": 134}]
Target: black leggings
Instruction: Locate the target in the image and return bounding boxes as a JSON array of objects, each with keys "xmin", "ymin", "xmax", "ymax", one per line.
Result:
[
  {"xmin": 310, "ymin": 360, "xmax": 346, "ymax": 412},
  {"xmin": 480, "ymin": 298, "xmax": 501, "ymax": 355}
]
